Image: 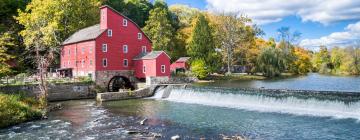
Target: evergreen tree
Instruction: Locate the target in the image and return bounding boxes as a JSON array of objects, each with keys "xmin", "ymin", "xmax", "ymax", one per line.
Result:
[
  {"xmin": 187, "ymin": 14, "xmax": 218, "ymax": 72},
  {"xmin": 0, "ymin": 32, "xmax": 14, "ymax": 77}
]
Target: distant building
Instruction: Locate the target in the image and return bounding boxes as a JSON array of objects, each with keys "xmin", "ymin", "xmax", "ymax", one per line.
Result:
[
  {"xmin": 59, "ymin": 5, "xmax": 170, "ymax": 90},
  {"xmin": 170, "ymin": 57, "xmax": 191, "ymax": 73}
]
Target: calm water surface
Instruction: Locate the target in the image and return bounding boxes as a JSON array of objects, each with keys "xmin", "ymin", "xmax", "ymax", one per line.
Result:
[{"xmin": 195, "ymin": 73, "xmax": 360, "ymax": 92}]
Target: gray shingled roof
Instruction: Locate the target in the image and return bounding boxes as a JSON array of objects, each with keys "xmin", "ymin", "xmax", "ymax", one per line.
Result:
[
  {"xmin": 133, "ymin": 51, "xmax": 169, "ymax": 60},
  {"xmin": 175, "ymin": 57, "xmax": 190, "ymax": 62},
  {"xmin": 62, "ymin": 24, "xmax": 105, "ymax": 45}
]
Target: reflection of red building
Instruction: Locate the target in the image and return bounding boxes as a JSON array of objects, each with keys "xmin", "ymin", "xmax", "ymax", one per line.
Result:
[
  {"xmin": 59, "ymin": 5, "xmax": 170, "ymax": 86},
  {"xmin": 170, "ymin": 57, "xmax": 191, "ymax": 72}
]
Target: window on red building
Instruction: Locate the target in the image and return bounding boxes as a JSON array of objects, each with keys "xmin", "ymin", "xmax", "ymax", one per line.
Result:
[
  {"xmin": 81, "ymin": 59, "xmax": 85, "ymax": 68},
  {"xmin": 107, "ymin": 29, "xmax": 112, "ymax": 37},
  {"xmin": 142, "ymin": 46, "xmax": 146, "ymax": 53},
  {"xmin": 103, "ymin": 58, "xmax": 107, "ymax": 67},
  {"xmin": 102, "ymin": 44, "xmax": 107, "ymax": 52},
  {"xmin": 143, "ymin": 65, "xmax": 146, "ymax": 73},
  {"xmin": 137, "ymin": 33, "xmax": 142, "ymax": 40},
  {"xmin": 123, "ymin": 59, "xmax": 128, "ymax": 67},
  {"xmin": 123, "ymin": 19, "xmax": 127, "ymax": 26},
  {"xmin": 161, "ymin": 65, "xmax": 166, "ymax": 73},
  {"xmin": 123, "ymin": 45, "xmax": 128, "ymax": 53}
]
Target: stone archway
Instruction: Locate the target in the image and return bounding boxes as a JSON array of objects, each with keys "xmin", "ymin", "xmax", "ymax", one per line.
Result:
[{"xmin": 107, "ymin": 76, "xmax": 135, "ymax": 92}]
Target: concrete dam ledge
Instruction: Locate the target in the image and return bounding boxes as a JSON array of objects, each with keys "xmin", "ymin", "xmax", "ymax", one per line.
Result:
[{"xmin": 97, "ymin": 86, "xmax": 154, "ymax": 102}]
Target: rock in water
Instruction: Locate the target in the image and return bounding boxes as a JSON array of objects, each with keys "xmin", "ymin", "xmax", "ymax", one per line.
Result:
[
  {"xmin": 171, "ymin": 135, "xmax": 180, "ymax": 140},
  {"xmin": 140, "ymin": 118, "xmax": 147, "ymax": 125}
]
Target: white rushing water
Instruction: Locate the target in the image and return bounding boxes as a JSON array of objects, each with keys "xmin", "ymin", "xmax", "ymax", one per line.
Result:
[
  {"xmin": 154, "ymin": 88, "xmax": 360, "ymax": 120},
  {"xmin": 147, "ymin": 87, "xmax": 166, "ymax": 99}
]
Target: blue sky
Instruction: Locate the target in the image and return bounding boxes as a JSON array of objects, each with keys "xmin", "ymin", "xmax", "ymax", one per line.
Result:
[{"xmin": 164, "ymin": 0, "xmax": 360, "ymax": 49}]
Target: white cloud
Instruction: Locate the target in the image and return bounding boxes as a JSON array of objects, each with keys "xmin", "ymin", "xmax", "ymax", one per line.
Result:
[
  {"xmin": 206, "ymin": 0, "xmax": 360, "ymax": 25},
  {"xmin": 300, "ymin": 21, "xmax": 360, "ymax": 48}
]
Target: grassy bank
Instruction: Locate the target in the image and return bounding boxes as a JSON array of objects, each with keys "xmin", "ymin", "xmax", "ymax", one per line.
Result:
[{"xmin": 0, "ymin": 94, "xmax": 42, "ymax": 128}]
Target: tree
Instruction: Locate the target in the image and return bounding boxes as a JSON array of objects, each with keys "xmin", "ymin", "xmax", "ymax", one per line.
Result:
[
  {"xmin": 257, "ymin": 46, "xmax": 286, "ymax": 77},
  {"xmin": 143, "ymin": 6, "xmax": 175, "ymax": 56},
  {"xmin": 0, "ymin": 32, "xmax": 14, "ymax": 77},
  {"xmin": 169, "ymin": 4, "xmax": 201, "ymax": 61},
  {"xmin": 104, "ymin": 0, "xmax": 153, "ymax": 28},
  {"xmin": 214, "ymin": 14, "xmax": 251, "ymax": 74},
  {"xmin": 191, "ymin": 59, "xmax": 208, "ymax": 79},
  {"xmin": 290, "ymin": 47, "xmax": 312, "ymax": 74},
  {"xmin": 16, "ymin": 0, "xmax": 100, "ymax": 109},
  {"xmin": 312, "ymin": 46, "xmax": 332, "ymax": 74},
  {"xmin": 187, "ymin": 14, "xmax": 219, "ymax": 72}
]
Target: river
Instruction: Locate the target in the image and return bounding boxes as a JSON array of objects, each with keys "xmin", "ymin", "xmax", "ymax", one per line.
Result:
[
  {"xmin": 195, "ymin": 73, "xmax": 360, "ymax": 92},
  {"xmin": 0, "ymin": 73, "xmax": 359, "ymax": 139}
]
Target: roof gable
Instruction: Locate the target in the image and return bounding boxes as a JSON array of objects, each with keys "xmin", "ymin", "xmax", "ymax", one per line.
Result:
[
  {"xmin": 175, "ymin": 57, "xmax": 191, "ymax": 63},
  {"xmin": 100, "ymin": 5, "xmax": 152, "ymax": 43},
  {"xmin": 133, "ymin": 51, "xmax": 170, "ymax": 60},
  {"xmin": 62, "ymin": 24, "xmax": 106, "ymax": 45}
]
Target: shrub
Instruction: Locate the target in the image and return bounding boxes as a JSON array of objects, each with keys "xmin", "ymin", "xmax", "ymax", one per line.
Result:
[
  {"xmin": 191, "ymin": 59, "xmax": 209, "ymax": 79},
  {"xmin": 0, "ymin": 94, "xmax": 42, "ymax": 128}
]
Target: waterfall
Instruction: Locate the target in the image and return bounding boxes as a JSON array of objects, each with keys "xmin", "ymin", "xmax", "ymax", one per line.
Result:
[{"xmin": 153, "ymin": 86, "xmax": 360, "ymax": 120}]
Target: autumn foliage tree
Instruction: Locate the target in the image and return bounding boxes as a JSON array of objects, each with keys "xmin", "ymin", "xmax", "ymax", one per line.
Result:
[{"xmin": 16, "ymin": 0, "xmax": 100, "ymax": 109}]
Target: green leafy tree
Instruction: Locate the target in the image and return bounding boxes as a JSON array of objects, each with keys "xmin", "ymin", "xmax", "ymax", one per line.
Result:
[
  {"xmin": 16, "ymin": 0, "xmax": 100, "ymax": 109},
  {"xmin": 312, "ymin": 46, "xmax": 332, "ymax": 73},
  {"xmin": 215, "ymin": 14, "xmax": 252, "ymax": 74},
  {"xmin": 257, "ymin": 46, "xmax": 286, "ymax": 77},
  {"xmin": 187, "ymin": 14, "xmax": 219, "ymax": 72},
  {"xmin": 191, "ymin": 59, "xmax": 208, "ymax": 79},
  {"xmin": 143, "ymin": 6, "xmax": 175, "ymax": 56}
]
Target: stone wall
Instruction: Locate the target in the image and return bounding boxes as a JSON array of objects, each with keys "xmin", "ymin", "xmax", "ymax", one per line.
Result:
[
  {"xmin": 0, "ymin": 83, "xmax": 96, "ymax": 101},
  {"xmin": 145, "ymin": 76, "xmax": 198, "ymax": 85},
  {"xmin": 95, "ymin": 70, "xmax": 137, "ymax": 88},
  {"xmin": 96, "ymin": 87, "xmax": 153, "ymax": 102}
]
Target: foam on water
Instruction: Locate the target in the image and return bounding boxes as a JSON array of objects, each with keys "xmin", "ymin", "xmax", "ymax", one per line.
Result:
[
  {"xmin": 148, "ymin": 87, "xmax": 166, "ymax": 99},
  {"xmin": 161, "ymin": 88, "xmax": 360, "ymax": 120}
]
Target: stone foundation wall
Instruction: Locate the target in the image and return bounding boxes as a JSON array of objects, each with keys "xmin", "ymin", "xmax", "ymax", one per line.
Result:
[
  {"xmin": 95, "ymin": 70, "xmax": 137, "ymax": 88},
  {"xmin": 96, "ymin": 87, "xmax": 152, "ymax": 102},
  {"xmin": 0, "ymin": 83, "xmax": 96, "ymax": 101},
  {"xmin": 146, "ymin": 76, "xmax": 169, "ymax": 85}
]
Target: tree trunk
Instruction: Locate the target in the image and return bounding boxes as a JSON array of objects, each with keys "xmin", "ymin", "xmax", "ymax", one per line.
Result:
[{"xmin": 227, "ymin": 45, "xmax": 232, "ymax": 74}]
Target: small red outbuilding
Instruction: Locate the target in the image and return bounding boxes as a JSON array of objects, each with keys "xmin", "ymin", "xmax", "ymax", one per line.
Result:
[
  {"xmin": 133, "ymin": 51, "xmax": 171, "ymax": 79},
  {"xmin": 170, "ymin": 57, "xmax": 191, "ymax": 72}
]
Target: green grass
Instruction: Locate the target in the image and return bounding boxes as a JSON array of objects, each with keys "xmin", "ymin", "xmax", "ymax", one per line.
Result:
[{"xmin": 0, "ymin": 94, "xmax": 42, "ymax": 128}]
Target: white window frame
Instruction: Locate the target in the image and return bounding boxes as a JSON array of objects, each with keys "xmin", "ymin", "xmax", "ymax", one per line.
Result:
[
  {"xmin": 143, "ymin": 65, "xmax": 146, "ymax": 73},
  {"xmin": 89, "ymin": 47, "xmax": 93, "ymax": 53},
  {"xmin": 138, "ymin": 33, "xmax": 142, "ymax": 40},
  {"xmin": 67, "ymin": 61, "xmax": 70, "ymax": 66},
  {"xmin": 123, "ymin": 45, "xmax": 128, "ymax": 53},
  {"xmin": 123, "ymin": 59, "xmax": 128, "ymax": 67},
  {"xmin": 102, "ymin": 58, "xmax": 108, "ymax": 67},
  {"xmin": 68, "ymin": 49, "xmax": 71, "ymax": 55},
  {"xmin": 102, "ymin": 44, "xmax": 107, "ymax": 52},
  {"xmin": 161, "ymin": 65, "xmax": 166, "ymax": 73},
  {"xmin": 81, "ymin": 59, "xmax": 85, "ymax": 68},
  {"xmin": 90, "ymin": 60, "xmax": 93, "ymax": 66},
  {"xmin": 107, "ymin": 29, "xmax": 112, "ymax": 37},
  {"xmin": 142, "ymin": 46, "xmax": 146, "ymax": 53},
  {"xmin": 123, "ymin": 19, "xmax": 128, "ymax": 26},
  {"xmin": 81, "ymin": 47, "xmax": 85, "ymax": 54}
]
